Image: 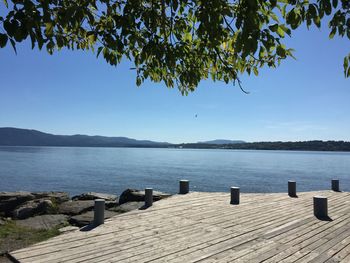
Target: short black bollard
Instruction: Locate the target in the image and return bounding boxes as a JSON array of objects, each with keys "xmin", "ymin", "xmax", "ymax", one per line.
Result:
[
  {"xmin": 179, "ymin": 180, "xmax": 189, "ymax": 194},
  {"xmin": 94, "ymin": 199, "xmax": 105, "ymax": 226},
  {"xmin": 313, "ymin": 196, "xmax": 328, "ymax": 218},
  {"xmin": 288, "ymin": 181, "xmax": 297, "ymax": 197},
  {"xmin": 331, "ymin": 179, "xmax": 340, "ymax": 192},
  {"xmin": 230, "ymin": 187, "xmax": 240, "ymax": 205},
  {"xmin": 145, "ymin": 188, "xmax": 153, "ymax": 207}
]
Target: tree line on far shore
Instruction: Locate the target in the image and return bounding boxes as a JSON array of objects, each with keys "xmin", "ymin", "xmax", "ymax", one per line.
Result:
[{"xmin": 177, "ymin": 141, "xmax": 350, "ymax": 152}]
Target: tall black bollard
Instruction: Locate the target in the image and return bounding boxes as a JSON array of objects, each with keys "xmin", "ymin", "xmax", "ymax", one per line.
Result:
[
  {"xmin": 331, "ymin": 179, "xmax": 340, "ymax": 192},
  {"xmin": 288, "ymin": 181, "xmax": 297, "ymax": 197},
  {"xmin": 94, "ymin": 199, "xmax": 105, "ymax": 226},
  {"xmin": 179, "ymin": 180, "xmax": 189, "ymax": 194},
  {"xmin": 230, "ymin": 187, "xmax": 240, "ymax": 205},
  {"xmin": 145, "ymin": 188, "xmax": 153, "ymax": 207},
  {"xmin": 313, "ymin": 196, "xmax": 328, "ymax": 218}
]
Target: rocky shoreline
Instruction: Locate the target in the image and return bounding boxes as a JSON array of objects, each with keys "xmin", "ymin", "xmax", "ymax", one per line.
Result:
[
  {"xmin": 0, "ymin": 189, "xmax": 171, "ymax": 228},
  {"xmin": 0, "ymin": 189, "xmax": 171, "ymax": 259}
]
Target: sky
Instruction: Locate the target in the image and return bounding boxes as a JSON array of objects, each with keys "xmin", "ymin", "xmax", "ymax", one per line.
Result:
[{"xmin": 0, "ymin": 22, "xmax": 349, "ymax": 143}]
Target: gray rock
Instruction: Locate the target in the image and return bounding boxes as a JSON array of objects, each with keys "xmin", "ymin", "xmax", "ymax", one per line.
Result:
[
  {"xmin": 16, "ymin": 214, "xmax": 68, "ymax": 230},
  {"xmin": 12, "ymin": 199, "xmax": 55, "ymax": 219},
  {"xmin": 31, "ymin": 192, "xmax": 70, "ymax": 204},
  {"xmin": 119, "ymin": 189, "xmax": 171, "ymax": 205},
  {"xmin": 0, "ymin": 218, "xmax": 5, "ymax": 226},
  {"xmin": 0, "ymin": 191, "xmax": 69, "ymax": 218},
  {"xmin": 105, "ymin": 201, "xmax": 118, "ymax": 209},
  {"xmin": 58, "ymin": 200, "xmax": 95, "ymax": 215},
  {"xmin": 0, "ymin": 192, "xmax": 35, "ymax": 217},
  {"xmin": 69, "ymin": 210, "xmax": 120, "ymax": 227},
  {"xmin": 111, "ymin": 201, "xmax": 144, "ymax": 213},
  {"xmin": 72, "ymin": 192, "xmax": 117, "ymax": 202}
]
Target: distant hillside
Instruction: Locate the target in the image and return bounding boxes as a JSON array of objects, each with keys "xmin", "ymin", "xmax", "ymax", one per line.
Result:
[
  {"xmin": 198, "ymin": 139, "xmax": 246, "ymax": 145},
  {"xmin": 1, "ymin": 128, "xmax": 349, "ymax": 152},
  {"xmin": 0, "ymin": 128, "xmax": 170, "ymax": 147}
]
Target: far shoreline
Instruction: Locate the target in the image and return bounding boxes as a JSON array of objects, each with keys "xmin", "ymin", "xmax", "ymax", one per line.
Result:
[{"xmin": 1, "ymin": 145, "xmax": 350, "ymax": 153}]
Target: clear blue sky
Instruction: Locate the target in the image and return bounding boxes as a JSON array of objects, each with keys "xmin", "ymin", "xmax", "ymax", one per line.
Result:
[{"xmin": 0, "ymin": 24, "xmax": 349, "ymax": 143}]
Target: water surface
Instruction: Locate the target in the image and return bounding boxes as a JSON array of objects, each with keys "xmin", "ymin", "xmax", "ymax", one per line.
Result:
[{"xmin": 0, "ymin": 147, "xmax": 349, "ymax": 196}]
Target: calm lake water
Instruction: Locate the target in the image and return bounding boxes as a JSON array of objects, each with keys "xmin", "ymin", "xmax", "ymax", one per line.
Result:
[{"xmin": 0, "ymin": 147, "xmax": 349, "ymax": 196}]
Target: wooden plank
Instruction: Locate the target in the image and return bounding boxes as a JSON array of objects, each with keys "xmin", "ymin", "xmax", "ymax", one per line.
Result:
[
  {"xmin": 150, "ymin": 194, "xmax": 350, "ymax": 263},
  {"xmin": 325, "ymin": 242, "xmax": 350, "ymax": 262},
  {"xmin": 308, "ymin": 235, "xmax": 350, "ymax": 263},
  {"xmin": 210, "ymin": 208, "xmax": 350, "ymax": 263},
  {"xmin": 8, "ymin": 191, "xmax": 350, "ymax": 263}
]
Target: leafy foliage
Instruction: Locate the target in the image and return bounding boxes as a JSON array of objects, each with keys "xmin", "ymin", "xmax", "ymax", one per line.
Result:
[{"xmin": 0, "ymin": 0, "xmax": 349, "ymax": 94}]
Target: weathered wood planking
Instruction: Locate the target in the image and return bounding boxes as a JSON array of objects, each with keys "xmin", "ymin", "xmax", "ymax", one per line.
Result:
[{"xmin": 9, "ymin": 191, "xmax": 350, "ymax": 263}]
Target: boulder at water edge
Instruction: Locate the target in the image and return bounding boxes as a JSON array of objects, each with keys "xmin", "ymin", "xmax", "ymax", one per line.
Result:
[
  {"xmin": 119, "ymin": 189, "xmax": 171, "ymax": 205},
  {"xmin": 58, "ymin": 200, "xmax": 95, "ymax": 216},
  {"xmin": 0, "ymin": 192, "xmax": 35, "ymax": 217},
  {"xmin": 0, "ymin": 191, "xmax": 69, "ymax": 218},
  {"xmin": 31, "ymin": 192, "xmax": 70, "ymax": 204},
  {"xmin": 72, "ymin": 192, "xmax": 118, "ymax": 202},
  {"xmin": 12, "ymin": 199, "xmax": 55, "ymax": 219}
]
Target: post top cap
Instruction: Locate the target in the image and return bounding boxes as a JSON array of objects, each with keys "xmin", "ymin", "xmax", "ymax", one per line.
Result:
[
  {"xmin": 231, "ymin": 186, "xmax": 240, "ymax": 189},
  {"xmin": 145, "ymin": 188, "xmax": 153, "ymax": 190},
  {"xmin": 313, "ymin": 195, "xmax": 327, "ymax": 199},
  {"xmin": 95, "ymin": 199, "xmax": 105, "ymax": 202},
  {"xmin": 288, "ymin": 180, "xmax": 296, "ymax": 183},
  {"xmin": 180, "ymin": 179, "xmax": 189, "ymax": 182}
]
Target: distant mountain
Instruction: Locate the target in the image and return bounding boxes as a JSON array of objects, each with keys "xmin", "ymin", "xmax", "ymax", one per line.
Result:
[
  {"xmin": 3, "ymin": 128, "xmax": 348, "ymax": 152},
  {"xmin": 198, "ymin": 139, "xmax": 246, "ymax": 145},
  {"xmin": 0, "ymin": 128, "xmax": 170, "ymax": 147}
]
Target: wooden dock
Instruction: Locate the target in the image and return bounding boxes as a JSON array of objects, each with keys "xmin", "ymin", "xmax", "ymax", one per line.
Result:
[{"xmin": 9, "ymin": 190, "xmax": 350, "ymax": 262}]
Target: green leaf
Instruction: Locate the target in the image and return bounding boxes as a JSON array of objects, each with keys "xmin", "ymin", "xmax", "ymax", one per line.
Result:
[
  {"xmin": 136, "ymin": 76, "xmax": 142, "ymax": 86},
  {"xmin": 344, "ymin": 56, "xmax": 349, "ymax": 77},
  {"xmin": 270, "ymin": 13, "xmax": 279, "ymax": 23},
  {"xmin": 96, "ymin": 46, "xmax": 103, "ymax": 57},
  {"xmin": 247, "ymin": 0, "xmax": 257, "ymax": 8},
  {"xmin": 332, "ymin": 0, "xmax": 338, "ymax": 8},
  {"xmin": 4, "ymin": 20, "xmax": 15, "ymax": 36},
  {"xmin": 0, "ymin": 33, "xmax": 8, "ymax": 48},
  {"xmin": 276, "ymin": 45, "xmax": 286, "ymax": 57},
  {"xmin": 324, "ymin": 0, "xmax": 332, "ymax": 15},
  {"xmin": 3, "ymin": 0, "xmax": 8, "ymax": 8},
  {"xmin": 281, "ymin": 5, "xmax": 287, "ymax": 17},
  {"xmin": 287, "ymin": 48, "xmax": 296, "ymax": 60},
  {"xmin": 45, "ymin": 22, "xmax": 54, "ymax": 36},
  {"xmin": 253, "ymin": 67, "xmax": 259, "ymax": 76},
  {"xmin": 277, "ymin": 26, "xmax": 285, "ymax": 37},
  {"xmin": 183, "ymin": 32, "xmax": 192, "ymax": 42},
  {"xmin": 270, "ymin": 0, "xmax": 277, "ymax": 8},
  {"xmin": 329, "ymin": 27, "xmax": 336, "ymax": 39},
  {"xmin": 308, "ymin": 4, "xmax": 317, "ymax": 18},
  {"xmin": 269, "ymin": 24, "xmax": 278, "ymax": 32},
  {"xmin": 280, "ymin": 24, "xmax": 291, "ymax": 36},
  {"xmin": 313, "ymin": 16, "xmax": 321, "ymax": 28},
  {"xmin": 9, "ymin": 38, "xmax": 17, "ymax": 54},
  {"xmin": 88, "ymin": 33, "xmax": 96, "ymax": 44}
]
